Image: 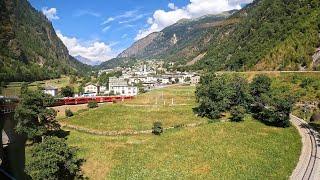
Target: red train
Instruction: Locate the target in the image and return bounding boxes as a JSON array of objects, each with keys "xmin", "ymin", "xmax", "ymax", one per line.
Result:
[{"xmin": 52, "ymin": 96, "xmax": 134, "ymax": 106}]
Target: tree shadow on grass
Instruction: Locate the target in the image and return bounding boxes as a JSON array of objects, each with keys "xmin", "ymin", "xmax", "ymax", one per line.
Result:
[{"xmin": 48, "ymin": 129, "xmax": 70, "ymax": 139}]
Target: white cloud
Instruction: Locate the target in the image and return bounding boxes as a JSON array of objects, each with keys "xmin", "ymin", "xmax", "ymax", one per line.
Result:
[
  {"xmin": 42, "ymin": 7, "xmax": 59, "ymax": 20},
  {"xmin": 168, "ymin": 3, "xmax": 177, "ymax": 10},
  {"xmin": 121, "ymin": 34, "xmax": 128, "ymax": 39},
  {"xmin": 119, "ymin": 13, "xmax": 149, "ymax": 24},
  {"xmin": 135, "ymin": 0, "xmax": 253, "ymax": 40},
  {"xmin": 102, "ymin": 17, "xmax": 115, "ymax": 25},
  {"xmin": 73, "ymin": 10, "xmax": 101, "ymax": 17},
  {"xmin": 102, "ymin": 10, "xmax": 138, "ymax": 25},
  {"xmin": 102, "ymin": 26, "xmax": 111, "ymax": 33},
  {"xmin": 57, "ymin": 31, "xmax": 117, "ymax": 62}
]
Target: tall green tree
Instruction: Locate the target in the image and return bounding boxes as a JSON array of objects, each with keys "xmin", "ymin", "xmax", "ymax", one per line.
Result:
[
  {"xmin": 14, "ymin": 90, "xmax": 59, "ymax": 142},
  {"xmin": 195, "ymin": 74, "xmax": 250, "ymax": 119},
  {"xmin": 26, "ymin": 136, "xmax": 84, "ymax": 180}
]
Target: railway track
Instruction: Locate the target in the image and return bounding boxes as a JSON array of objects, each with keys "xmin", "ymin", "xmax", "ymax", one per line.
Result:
[{"xmin": 290, "ymin": 115, "xmax": 320, "ymax": 180}]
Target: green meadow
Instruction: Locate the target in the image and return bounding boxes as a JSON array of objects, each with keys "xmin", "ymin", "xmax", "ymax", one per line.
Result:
[
  {"xmin": 66, "ymin": 117, "xmax": 300, "ymax": 179},
  {"xmin": 58, "ymin": 84, "xmax": 302, "ymax": 179}
]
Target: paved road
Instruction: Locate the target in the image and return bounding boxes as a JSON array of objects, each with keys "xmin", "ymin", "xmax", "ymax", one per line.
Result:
[{"xmin": 290, "ymin": 115, "xmax": 320, "ymax": 180}]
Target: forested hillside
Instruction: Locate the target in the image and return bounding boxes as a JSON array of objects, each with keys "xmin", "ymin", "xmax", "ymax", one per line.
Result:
[
  {"xmin": 102, "ymin": 0, "xmax": 320, "ymax": 71},
  {"xmin": 0, "ymin": 0, "xmax": 91, "ymax": 83},
  {"xmin": 196, "ymin": 0, "xmax": 320, "ymax": 71}
]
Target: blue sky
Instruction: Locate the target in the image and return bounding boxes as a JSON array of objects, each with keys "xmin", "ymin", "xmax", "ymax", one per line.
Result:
[{"xmin": 29, "ymin": 0, "xmax": 252, "ymax": 63}]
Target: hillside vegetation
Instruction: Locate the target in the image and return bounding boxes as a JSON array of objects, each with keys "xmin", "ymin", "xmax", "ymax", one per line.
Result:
[
  {"xmin": 198, "ymin": 0, "xmax": 320, "ymax": 71},
  {"xmin": 0, "ymin": 0, "xmax": 91, "ymax": 83},
  {"xmin": 101, "ymin": 0, "xmax": 320, "ymax": 71}
]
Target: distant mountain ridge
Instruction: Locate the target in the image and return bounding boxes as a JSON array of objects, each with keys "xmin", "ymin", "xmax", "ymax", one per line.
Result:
[
  {"xmin": 75, "ymin": 55, "xmax": 101, "ymax": 66},
  {"xmin": 117, "ymin": 11, "xmax": 236, "ymax": 63},
  {"xmin": 0, "ymin": 0, "xmax": 91, "ymax": 82},
  {"xmin": 101, "ymin": 0, "xmax": 320, "ymax": 71},
  {"xmin": 99, "ymin": 11, "xmax": 237, "ymax": 70}
]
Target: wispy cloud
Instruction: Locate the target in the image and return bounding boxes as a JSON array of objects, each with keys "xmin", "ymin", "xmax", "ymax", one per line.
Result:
[
  {"xmin": 101, "ymin": 17, "xmax": 115, "ymax": 25},
  {"xmin": 42, "ymin": 7, "xmax": 59, "ymax": 20},
  {"xmin": 73, "ymin": 10, "xmax": 101, "ymax": 17},
  {"xmin": 118, "ymin": 13, "xmax": 150, "ymax": 24},
  {"xmin": 101, "ymin": 9, "xmax": 140, "ymax": 25},
  {"xmin": 121, "ymin": 34, "xmax": 128, "ymax": 39},
  {"xmin": 102, "ymin": 26, "xmax": 111, "ymax": 33},
  {"xmin": 101, "ymin": 9, "xmax": 144, "ymax": 33}
]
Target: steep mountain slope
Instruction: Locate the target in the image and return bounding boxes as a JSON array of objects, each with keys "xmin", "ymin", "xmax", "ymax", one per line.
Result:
[
  {"xmin": 102, "ymin": 0, "xmax": 320, "ymax": 71},
  {"xmin": 116, "ymin": 11, "xmax": 237, "ymax": 64},
  {"xmin": 97, "ymin": 57, "xmax": 138, "ymax": 70},
  {"xmin": 197, "ymin": 0, "xmax": 320, "ymax": 71},
  {"xmin": 0, "ymin": 0, "xmax": 91, "ymax": 82}
]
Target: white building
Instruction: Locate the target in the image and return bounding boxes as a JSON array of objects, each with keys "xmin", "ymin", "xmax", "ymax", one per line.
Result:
[
  {"xmin": 43, "ymin": 85, "xmax": 58, "ymax": 96},
  {"xmin": 109, "ymin": 77, "xmax": 138, "ymax": 96},
  {"xmin": 191, "ymin": 76, "xmax": 201, "ymax": 85},
  {"xmin": 84, "ymin": 83, "xmax": 107, "ymax": 96},
  {"xmin": 161, "ymin": 77, "xmax": 170, "ymax": 84}
]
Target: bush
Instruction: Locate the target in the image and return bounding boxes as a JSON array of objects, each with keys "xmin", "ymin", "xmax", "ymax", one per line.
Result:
[
  {"xmin": 251, "ymin": 94, "xmax": 294, "ymax": 127},
  {"xmin": 230, "ymin": 106, "xmax": 246, "ymax": 122},
  {"xmin": 65, "ymin": 109, "xmax": 74, "ymax": 117},
  {"xmin": 26, "ymin": 136, "xmax": 84, "ymax": 180},
  {"xmin": 300, "ymin": 78, "xmax": 313, "ymax": 88},
  {"xmin": 88, "ymin": 101, "xmax": 98, "ymax": 108},
  {"xmin": 195, "ymin": 74, "xmax": 250, "ymax": 119},
  {"xmin": 250, "ymin": 75, "xmax": 271, "ymax": 99},
  {"xmin": 60, "ymin": 86, "xmax": 74, "ymax": 97},
  {"xmin": 152, "ymin": 122, "xmax": 163, "ymax": 135}
]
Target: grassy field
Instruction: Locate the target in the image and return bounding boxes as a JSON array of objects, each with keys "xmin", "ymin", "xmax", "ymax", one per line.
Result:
[
  {"xmin": 1, "ymin": 76, "xmax": 81, "ymax": 96},
  {"xmin": 127, "ymin": 85, "xmax": 196, "ymax": 105},
  {"xmin": 58, "ymin": 84, "xmax": 302, "ymax": 179},
  {"xmin": 21, "ymin": 73, "xmax": 313, "ymax": 179},
  {"xmin": 66, "ymin": 117, "xmax": 301, "ymax": 179},
  {"xmin": 61, "ymin": 85, "xmax": 205, "ymax": 131}
]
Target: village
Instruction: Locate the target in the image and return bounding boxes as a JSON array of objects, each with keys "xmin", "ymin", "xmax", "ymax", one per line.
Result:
[{"xmin": 43, "ymin": 62, "xmax": 200, "ymax": 97}]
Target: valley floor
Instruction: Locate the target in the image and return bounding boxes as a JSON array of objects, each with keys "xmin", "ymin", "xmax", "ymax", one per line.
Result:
[
  {"xmin": 57, "ymin": 85, "xmax": 302, "ymax": 179},
  {"xmin": 65, "ymin": 117, "xmax": 300, "ymax": 179}
]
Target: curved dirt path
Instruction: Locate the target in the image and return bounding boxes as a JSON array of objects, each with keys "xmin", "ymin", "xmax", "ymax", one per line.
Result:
[{"xmin": 290, "ymin": 115, "xmax": 320, "ymax": 180}]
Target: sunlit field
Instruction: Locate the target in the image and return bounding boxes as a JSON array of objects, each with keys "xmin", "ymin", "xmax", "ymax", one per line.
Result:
[
  {"xmin": 66, "ymin": 117, "xmax": 300, "ymax": 179},
  {"xmin": 57, "ymin": 84, "xmax": 302, "ymax": 179},
  {"xmin": 61, "ymin": 85, "xmax": 205, "ymax": 131}
]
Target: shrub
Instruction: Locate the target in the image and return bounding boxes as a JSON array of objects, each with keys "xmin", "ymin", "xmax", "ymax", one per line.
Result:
[
  {"xmin": 88, "ymin": 101, "xmax": 98, "ymax": 108},
  {"xmin": 230, "ymin": 106, "xmax": 246, "ymax": 122},
  {"xmin": 251, "ymin": 94, "xmax": 294, "ymax": 127},
  {"xmin": 250, "ymin": 75, "xmax": 271, "ymax": 99},
  {"xmin": 60, "ymin": 86, "xmax": 74, "ymax": 97},
  {"xmin": 65, "ymin": 109, "xmax": 74, "ymax": 117},
  {"xmin": 152, "ymin": 122, "xmax": 163, "ymax": 135},
  {"xmin": 300, "ymin": 78, "xmax": 313, "ymax": 88}
]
